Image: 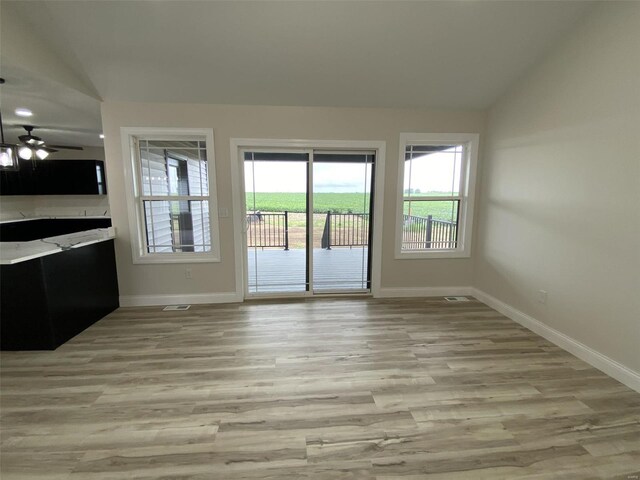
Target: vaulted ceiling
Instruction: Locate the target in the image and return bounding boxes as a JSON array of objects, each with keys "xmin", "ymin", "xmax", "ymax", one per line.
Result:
[{"xmin": 0, "ymin": 0, "xmax": 595, "ymax": 146}]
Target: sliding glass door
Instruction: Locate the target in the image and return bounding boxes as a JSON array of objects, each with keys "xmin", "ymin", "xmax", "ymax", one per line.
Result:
[
  {"xmin": 244, "ymin": 152, "xmax": 309, "ymax": 294},
  {"xmin": 312, "ymin": 153, "xmax": 373, "ymax": 293},
  {"xmin": 243, "ymin": 149, "xmax": 374, "ymax": 296}
]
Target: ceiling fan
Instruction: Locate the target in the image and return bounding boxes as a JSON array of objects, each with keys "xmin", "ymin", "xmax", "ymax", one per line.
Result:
[{"xmin": 17, "ymin": 125, "xmax": 84, "ymax": 160}]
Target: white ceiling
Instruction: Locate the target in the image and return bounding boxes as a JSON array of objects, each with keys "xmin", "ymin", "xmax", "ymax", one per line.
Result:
[
  {"xmin": 1, "ymin": 64, "xmax": 103, "ymax": 147},
  {"xmin": 1, "ymin": 0, "xmax": 595, "ymax": 146}
]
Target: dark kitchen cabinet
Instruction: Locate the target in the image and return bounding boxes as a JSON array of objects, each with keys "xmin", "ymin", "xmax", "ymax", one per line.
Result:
[
  {"xmin": 0, "ymin": 162, "xmax": 36, "ymax": 195},
  {"xmin": 0, "ymin": 159, "xmax": 107, "ymax": 195},
  {"xmin": 1, "ymin": 239, "xmax": 119, "ymax": 350}
]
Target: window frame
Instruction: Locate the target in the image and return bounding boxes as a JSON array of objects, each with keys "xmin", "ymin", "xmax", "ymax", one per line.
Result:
[
  {"xmin": 395, "ymin": 132, "xmax": 478, "ymax": 259},
  {"xmin": 121, "ymin": 127, "xmax": 221, "ymax": 264}
]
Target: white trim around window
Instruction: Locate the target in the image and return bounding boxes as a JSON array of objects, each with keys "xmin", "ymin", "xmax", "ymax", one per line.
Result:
[
  {"xmin": 395, "ymin": 132, "xmax": 479, "ymax": 259},
  {"xmin": 121, "ymin": 127, "xmax": 221, "ymax": 264}
]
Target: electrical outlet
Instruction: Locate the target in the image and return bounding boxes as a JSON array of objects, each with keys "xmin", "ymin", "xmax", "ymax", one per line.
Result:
[
  {"xmin": 185, "ymin": 268, "xmax": 192, "ymax": 279},
  {"xmin": 538, "ymin": 290, "xmax": 548, "ymax": 304}
]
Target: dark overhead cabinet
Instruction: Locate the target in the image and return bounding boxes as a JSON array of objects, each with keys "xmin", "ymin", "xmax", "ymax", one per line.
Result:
[
  {"xmin": 0, "ymin": 159, "xmax": 107, "ymax": 195},
  {"xmin": 1, "ymin": 162, "xmax": 36, "ymax": 195}
]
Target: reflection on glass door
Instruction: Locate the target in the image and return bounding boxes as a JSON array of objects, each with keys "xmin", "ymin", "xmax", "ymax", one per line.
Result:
[
  {"xmin": 244, "ymin": 152, "xmax": 308, "ymax": 294},
  {"xmin": 312, "ymin": 153, "xmax": 374, "ymax": 292}
]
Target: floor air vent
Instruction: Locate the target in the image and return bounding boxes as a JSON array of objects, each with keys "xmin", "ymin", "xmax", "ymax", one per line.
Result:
[
  {"xmin": 444, "ymin": 296, "xmax": 470, "ymax": 302},
  {"xmin": 163, "ymin": 305, "xmax": 191, "ymax": 311}
]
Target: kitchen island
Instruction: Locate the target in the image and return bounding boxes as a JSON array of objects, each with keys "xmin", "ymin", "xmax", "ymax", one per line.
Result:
[{"xmin": 0, "ymin": 218, "xmax": 119, "ymax": 350}]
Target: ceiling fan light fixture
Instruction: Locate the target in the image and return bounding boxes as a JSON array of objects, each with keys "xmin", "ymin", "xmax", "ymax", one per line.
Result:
[
  {"xmin": 0, "ymin": 108, "xmax": 20, "ymax": 170},
  {"xmin": 13, "ymin": 126, "xmax": 81, "ymax": 162},
  {"xmin": 35, "ymin": 148, "xmax": 50, "ymax": 160},
  {"xmin": 18, "ymin": 146, "xmax": 34, "ymax": 160},
  {"xmin": 0, "ymin": 144, "xmax": 19, "ymax": 170}
]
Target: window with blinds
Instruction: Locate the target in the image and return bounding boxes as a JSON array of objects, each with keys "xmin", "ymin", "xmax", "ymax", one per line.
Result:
[
  {"xmin": 396, "ymin": 133, "xmax": 478, "ymax": 258},
  {"xmin": 125, "ymin": 130, "xmax": 220, "ymax": 263},
  {"xmin": 138, "ymin": 140, "xmax": 211, "ymax": 253}
]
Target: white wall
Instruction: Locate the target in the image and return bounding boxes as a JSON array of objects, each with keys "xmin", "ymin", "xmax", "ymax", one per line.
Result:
[
  {"xmin": 0, "ymin": 147, "xmax": 110, "ymax": 220},
  {"xmin": 0, "ymin": 2, "xmax": 100, "ymax": 100},
  {"xmin": 475, "ymin": 3, "xmax": 640, "ymax": 374},
  {"xmin": 100, "ymin": 104, "xmax": 485, "ymax": 299}
]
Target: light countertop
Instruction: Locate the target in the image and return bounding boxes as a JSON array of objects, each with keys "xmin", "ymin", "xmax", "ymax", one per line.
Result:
[
  {"xmin": 0, "ymin": 227, "xmax": 116, "ymax": 265},
  {"xmin": 0, "ymin": 215, "xmax": 111, "ymax": 225}
]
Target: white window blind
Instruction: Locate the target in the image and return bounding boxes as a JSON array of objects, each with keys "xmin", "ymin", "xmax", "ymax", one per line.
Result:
[{"xmin": 137, "ymin": 139, "xmax": 212, "ymax": 254}]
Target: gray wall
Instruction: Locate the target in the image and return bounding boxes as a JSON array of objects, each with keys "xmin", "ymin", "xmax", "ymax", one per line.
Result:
[
  {"xmin": 474, "ymin": 3, "xmax": 640, "ymax": 371},
  {"xmin": 100, "ymin": 103, "xmax": 485, "ymax": 298}
]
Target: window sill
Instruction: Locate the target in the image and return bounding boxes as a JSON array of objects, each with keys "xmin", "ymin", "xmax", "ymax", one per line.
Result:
[
  {"xmin": 395, "ymin": 250, "xmax": 470, "ymax": 260},
  {"xmin": 132, "ymin": 253, "xmax": 221, "ymax": 265}
]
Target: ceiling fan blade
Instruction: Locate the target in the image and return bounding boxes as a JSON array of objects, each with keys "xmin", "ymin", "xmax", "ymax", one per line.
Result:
[
  {"xmin": 47, "ymin": 145, "xmax": 84, "ymax": 151},
  {"xmin": 18, "ymin": 134, "xmax": 41, "ymax": 143}
]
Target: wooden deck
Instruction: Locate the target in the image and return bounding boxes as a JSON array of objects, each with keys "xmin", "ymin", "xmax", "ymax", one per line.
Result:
[{"xmin": 247, "ymin": 247, "xmax": 369, "ymax": 294}]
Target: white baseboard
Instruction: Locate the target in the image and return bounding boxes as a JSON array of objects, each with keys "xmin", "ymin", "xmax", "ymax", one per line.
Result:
[
  {"xmin": 375, "ymin": 286, "xmax": 474, "ymax": 298},
  {"xmin": 119, "ymin": 292, "xmax": 242, "ymax": 307},
  {"xmin": 471, "ymin": 288, "xmax": 640, "ymax": 393}
]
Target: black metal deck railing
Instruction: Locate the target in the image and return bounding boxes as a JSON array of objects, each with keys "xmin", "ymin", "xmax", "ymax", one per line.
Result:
[
  {"xmin": 246, "ymin": 210, "xmax": 456, "ymax": 251},
  {"xmin": 246, "ymin": 211, "xmax": 289, "ymax": 250},
  {"xmin": 402, "ymin": 214, "xmax": 458, "ymax": 249},
  {"xmin": 321, "ymin": 212, "xmax": 369, "ymax": 249}
]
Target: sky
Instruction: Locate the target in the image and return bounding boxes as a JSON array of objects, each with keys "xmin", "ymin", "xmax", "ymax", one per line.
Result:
[
  {"xmin": 245, "ymin": 161, "xmax": 372, "ymax": 193},
  {"xmin": 244, "ymin": 150, "xmax": 462, "ymax": 194},
  {"xmin": 404, "ymin": 150, "xmax": 462, "ymax": 196}
]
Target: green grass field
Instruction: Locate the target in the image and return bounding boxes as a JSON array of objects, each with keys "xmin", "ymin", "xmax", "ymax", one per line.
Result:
[{"xmin": 246, "ymin": 192, "xmax": 457, "ymax": 222}]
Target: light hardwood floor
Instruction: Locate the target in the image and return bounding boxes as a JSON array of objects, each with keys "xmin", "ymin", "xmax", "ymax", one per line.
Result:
[{"xmin": 1, "ymin": 297, "xmax": 639, "ymax": 479}]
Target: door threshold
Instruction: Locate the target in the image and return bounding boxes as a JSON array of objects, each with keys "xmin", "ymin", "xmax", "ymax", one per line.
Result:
[
  {"xmin": 244, "ymin": 291, "xmax": 372, "ymax": 301},
  {"xmin": 313, "ymin": 290, "xmax": 371, "ymax": 296}
]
